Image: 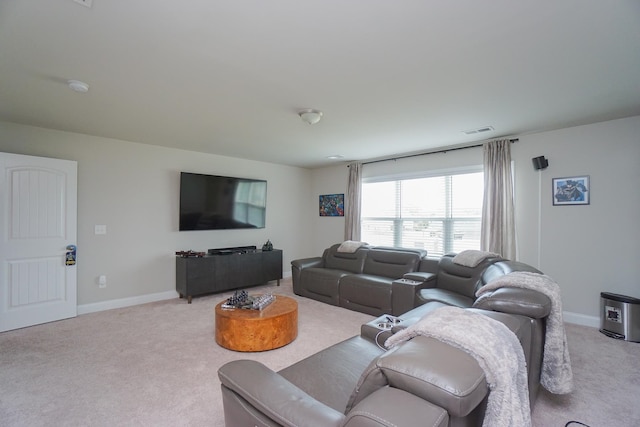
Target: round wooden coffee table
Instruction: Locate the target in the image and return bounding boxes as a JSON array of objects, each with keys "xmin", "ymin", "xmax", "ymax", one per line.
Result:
[{"xmin": 215, "ymin": 294, "xmax": 298, "ymax": 352}]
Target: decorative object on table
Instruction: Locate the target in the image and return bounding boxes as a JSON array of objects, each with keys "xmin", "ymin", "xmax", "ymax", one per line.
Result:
[
  {"xmin": 175, "ymin": 250, "xmax": 206, "ymax": 257},
  {"xmin": 222, "ymin": 290, "xmax": 275, "ymax": 310},
  {"xmin": 319, "ymin": 193, "xmax": 344, "ymax": 216},
  {"xmin": 552, "ymin": 175, "xmax": 590, "ymax": 206},
  {"xmin": 262, "ymin": 239, "xmax": 273, "ymax": 251},
  {"xmin": 251, "ymin": 293, "xmax": 275, "ymax": 310},
  {"xmin": 223, "ymin": 290, "xmax": 250, "ymax": 308}
]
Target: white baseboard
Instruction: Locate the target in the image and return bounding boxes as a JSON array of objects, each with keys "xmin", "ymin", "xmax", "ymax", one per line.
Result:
[
  {"xmin": 77, "ymin": 290, "xmax": 179, "ymax": 315},
  {"xmin": 77, "ymin": 272, "xmax": 292, "ymax": 315},
  {"xmin": 563, "ymin": 311, "xmax": 599, "ymax": 328},
  {"xmin": 82, "ymin": 273, "xmax": 598, "ymax": 330}
]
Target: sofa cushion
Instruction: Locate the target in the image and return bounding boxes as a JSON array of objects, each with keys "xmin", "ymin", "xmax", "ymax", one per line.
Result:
[
  {"xmin": 419, "ymin": 288, "xmax": 475, "ymax": 308},
  {"xmin": 362, "ymin": 247, "xmax": 424, "ymax": 278},
  {"xmin": 472, "ymin": 287, "xmax": 552, "ymax": 319},
  {"xmin": 394, "ymin": 301, "xmax": 450, "ymax": 330},
  {"xmin": 435, "ymin": 253, "xmax": 502, "ymax": 299},
  {"xmin": 481, "ymin": 260, "xmax": 542, "ymax": 286},
  {"xmin": 323, "ymin": 243, "xmax": 369, "ymax": 273},
  {"xmin": 278, "ymin": 336, "xmax": 384, "ymax": 414},
  {"xmin": 339, "ymin": 274, "xmax": 394, "ymax": 316},
  {"xmin": 298, "ymin": 268, "xmax": 348, "ymax": 305},
  {"xmin": 347, "ymin": 336, "xmax": 488, "ymax": 417},
  {"xmin": 344, "ymin": 387, "xmax": 449, "ymax": 427}
]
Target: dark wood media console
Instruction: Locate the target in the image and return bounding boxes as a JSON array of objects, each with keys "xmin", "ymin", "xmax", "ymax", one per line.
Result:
[{"xmin": 176, "ymin": 249, "xmax": 283, "ymax": 303}]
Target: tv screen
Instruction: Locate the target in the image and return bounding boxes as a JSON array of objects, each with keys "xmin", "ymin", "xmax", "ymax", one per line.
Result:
[{"xmin": 179, "ymin": 172, "xmax": 267, "ymax": 231}]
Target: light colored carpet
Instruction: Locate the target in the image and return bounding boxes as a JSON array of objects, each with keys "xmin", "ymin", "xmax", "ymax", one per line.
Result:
[
  {"xmin": 531, "ymin": 321, "xmax": 640, "ymax": 427},
  {"xmin": 1, "ymin": 278, "xmax": 638, "ymax": 426}
]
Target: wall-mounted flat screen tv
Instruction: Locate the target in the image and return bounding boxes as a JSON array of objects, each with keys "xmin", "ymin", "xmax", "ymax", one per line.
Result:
[{"xmin": 179, "ymin": 172, "xmax": 267, "ymax": 231}]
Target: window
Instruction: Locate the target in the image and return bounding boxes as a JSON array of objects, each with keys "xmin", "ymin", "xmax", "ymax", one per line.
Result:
[{"xmin": 361, "ymin": 170, "xmax": 483, "ymax": 257}]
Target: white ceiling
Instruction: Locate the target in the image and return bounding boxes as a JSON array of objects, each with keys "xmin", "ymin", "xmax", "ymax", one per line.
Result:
[{"xmin": 1, "ymin": 1, "xmax": 639, "ymax": 168}]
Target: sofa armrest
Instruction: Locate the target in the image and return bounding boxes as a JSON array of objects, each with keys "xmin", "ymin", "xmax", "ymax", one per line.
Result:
[
  {"xmin": 391, "ymin": 273, "xmax": 436, "ymax": 315},
  {"xmin": 218, "ymin": 360, "xmax": 344, "ymax": 427},
  {"xmin": 291, "ymin": 256, "xmax": 324, "ymax": 271},
  {"xmin": 402, "ymin": 271, "xmax": 436, "ymax": 283},
  {"xmin": 291, "ymin": 257, "xmax": 324, "ymax": 292},
  {"xmin": 473, "ymin": 287, "xmax": 552, "ymax": 319}
]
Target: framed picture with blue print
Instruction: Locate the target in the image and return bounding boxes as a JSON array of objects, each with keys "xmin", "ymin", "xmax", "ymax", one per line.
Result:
[{"xmin": 552, "ymin": 176, "xmax": 590, "ymax": 206}]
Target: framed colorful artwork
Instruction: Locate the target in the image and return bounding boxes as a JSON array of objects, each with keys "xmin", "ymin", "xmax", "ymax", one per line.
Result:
[{"xmin": 319, "ymin": 193, "xmax": 344, "ymax": 216}]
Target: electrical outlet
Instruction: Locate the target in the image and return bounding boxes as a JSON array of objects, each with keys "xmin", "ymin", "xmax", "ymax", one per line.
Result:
[
  {"xmin": 73, "ymin": 0, "xmax": 93, "ymax": 8},
  {"xmin": 98, "ymin": 275, "xmax": 107, "ymax": 288}
]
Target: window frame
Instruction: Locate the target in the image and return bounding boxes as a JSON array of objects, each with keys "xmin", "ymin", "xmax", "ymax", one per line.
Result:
[{"xmin": 360, "ymin": 166, "xmax": 483, "ymax": 256}]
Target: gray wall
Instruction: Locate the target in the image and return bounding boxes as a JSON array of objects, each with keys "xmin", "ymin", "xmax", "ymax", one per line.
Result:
[
  {"xmin": 515, "ymin": 116, "xmax": 639, "ymax": 325},
  {"xmin": 0, "ymin": 122, "xmax": 313, "ymax": 309},
  {"xmin": 2, "ymin": 115, "xmax": 638, "ymax": 324},
  {"xmin": 310, "ymin": 115, "xmax": 640, "ymax": 325}
]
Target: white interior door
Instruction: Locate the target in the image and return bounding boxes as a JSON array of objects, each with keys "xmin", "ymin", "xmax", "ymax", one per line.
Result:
[{"xmin": 0, "ymin": 152, "xmax": 78, "ymax": 332}]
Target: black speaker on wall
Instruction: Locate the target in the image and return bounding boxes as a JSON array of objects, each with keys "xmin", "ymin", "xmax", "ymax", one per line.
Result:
[{"xmin": 532, "ymin": 156, "xmax": 549, "ymax": 170}]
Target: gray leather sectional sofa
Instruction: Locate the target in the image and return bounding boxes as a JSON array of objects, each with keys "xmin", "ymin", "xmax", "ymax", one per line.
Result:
[
  {"xmin": 218, "ymin": 243, "xmax": 559, "ymax": 427},
  {"xmin": 291, "ymin": 243, "xmax": 429, "ymax": 316},
  {"xmin": 290, "ymin": 243, "xmax": 530, "ymax": 316}
]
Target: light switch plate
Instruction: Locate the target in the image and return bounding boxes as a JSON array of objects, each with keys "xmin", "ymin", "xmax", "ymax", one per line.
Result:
[{"xmin": 94, "ymin": 225, "xmax": 107, "ymax": 235}]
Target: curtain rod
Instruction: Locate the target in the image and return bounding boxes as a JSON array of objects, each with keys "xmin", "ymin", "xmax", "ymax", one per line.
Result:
[{"xmin": 358, "ymin": 138, "xmax": 519, "ymax": 166}]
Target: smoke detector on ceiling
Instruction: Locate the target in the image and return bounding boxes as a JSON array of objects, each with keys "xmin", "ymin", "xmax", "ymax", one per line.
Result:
[
  {"xmin": 298, "ymin": 109, "xmax": 323, "ymax": 125},
  {"xmin": 67, "ymin": 80, "xmax": 90, "ymax": 93},
  {"xmin": 73, "ymin": 0, "xmax": 93, "ymax": 8},
  {"xmin": 462, "ymin": 126, "xmax": 494, "ymax": 135}
]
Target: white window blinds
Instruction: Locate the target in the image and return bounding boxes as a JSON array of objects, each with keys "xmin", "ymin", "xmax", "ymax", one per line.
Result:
[{"xmin": 361, "ymin": 170, "xmax": 483, "ymax": 257}]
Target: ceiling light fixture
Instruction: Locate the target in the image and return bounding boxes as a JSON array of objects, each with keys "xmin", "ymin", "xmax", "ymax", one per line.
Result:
[
  {"xmin": 326, "ymin": 155, "xmax": 344, "ymax": 160},
  {"xmin": 67, "ymin": 80, "xmax": 89, "ymax": 93},
  {"xmin": 298, "ymin": 109, "xmax": 323, "ymax": 125}
]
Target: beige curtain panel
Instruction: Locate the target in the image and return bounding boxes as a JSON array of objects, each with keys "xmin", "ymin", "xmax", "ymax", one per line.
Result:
[
  {"xmin": 344, "ymin": 162, "xmax": 362, "ymax": 241},
  {"xmin": 481, "ymin": 139, "xmax": 516, "ymax": 260}
]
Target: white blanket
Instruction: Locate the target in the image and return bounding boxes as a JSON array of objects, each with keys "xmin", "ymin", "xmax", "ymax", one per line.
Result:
[
  {"xmin": 452, "ymin": 250, "xmax": 500, "ymax": 267},
  {"xmin": 476, "ymin": 271, "xmax": 574, "ymax": 394},
  {"xmin": 337, "ymin": 240, "xmax": 367, "ymax": 253},
  {"xmin": 385, "ymin": 306, "xmax": 531, "ymax": 427}
]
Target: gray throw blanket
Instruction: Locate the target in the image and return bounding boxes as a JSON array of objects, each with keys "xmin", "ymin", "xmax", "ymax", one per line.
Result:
[
  {"xmin": 452, "ymin": 250, "xmax": 500, "ymax": 267},
  {"xmin": 337, "ymin": 240, "xmax": 367, "ymax": 253},
  {"xmin": 385, "ymin": 306, "xmax": 531, "ymax": 427},
  {"xmin": 476, "ymin": 271, "xmax": 574, "ymax": 394}
]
